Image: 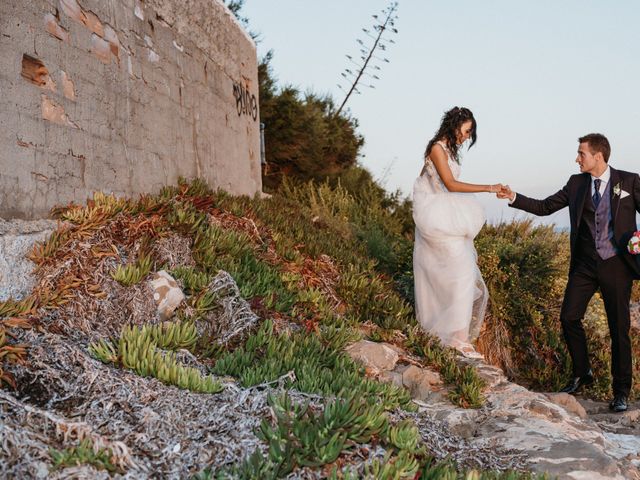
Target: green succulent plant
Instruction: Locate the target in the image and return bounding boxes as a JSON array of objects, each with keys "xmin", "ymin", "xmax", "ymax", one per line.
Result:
[
  {"xmin": 89, "ymin": 322, "xmax": 222, "ymax": 394},
  {"xmin": 111, "ymin": 254, "xmax": 153, "ymax": 286},
  {"xmin": 49, "ymin": 439, "xmax": 119, "ymax": 473}
]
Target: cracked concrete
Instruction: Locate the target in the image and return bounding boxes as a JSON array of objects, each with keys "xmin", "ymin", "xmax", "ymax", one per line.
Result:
[{"xmin": 0, "ymin": 0, "xmax": 261, "ymax": 219}]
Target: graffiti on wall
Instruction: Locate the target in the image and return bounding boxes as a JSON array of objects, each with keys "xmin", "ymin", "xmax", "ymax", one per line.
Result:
[{"xmin": 233, "ymin": 81, "xmax": 257, "ymax": 121}]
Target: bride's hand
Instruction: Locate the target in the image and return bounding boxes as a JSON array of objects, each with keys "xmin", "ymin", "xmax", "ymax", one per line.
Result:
[
  {"xmin": 497, "ymin": 185, "xmax": 515, "ymax": 201},
  {"xmin": 488, "ymin": 183, "xmax": 504, "ymax": 194}
]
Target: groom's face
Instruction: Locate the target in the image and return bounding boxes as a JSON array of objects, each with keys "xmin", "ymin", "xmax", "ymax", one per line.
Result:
[{"xmin": 576, "ymin": 142, "xmax": 602, "ymax": 174}]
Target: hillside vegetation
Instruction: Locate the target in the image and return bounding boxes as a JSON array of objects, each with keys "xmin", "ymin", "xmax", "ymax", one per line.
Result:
[{"xmin": 3, "ymin": 167, "xmax": 636, "ymax": 477}]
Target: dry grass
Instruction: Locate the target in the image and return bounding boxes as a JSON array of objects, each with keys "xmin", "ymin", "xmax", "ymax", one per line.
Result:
[
  {"xmin": 30, "ymin": 218, "xmax": 160, "ymax": 340},
  {"xmin": 152, "ymin": 234, "xmax": 195, "ymax": 269},
  {"xmin": 208, "ymin": 208, "xmax": 346, "ymax": 317},
  {"xmin": 476, "ymin": 314, "xmax": 515, "ymax": 378},
  {"xmin": 2, "ymin": 329, "xmax": 270, "ymax": 478}
]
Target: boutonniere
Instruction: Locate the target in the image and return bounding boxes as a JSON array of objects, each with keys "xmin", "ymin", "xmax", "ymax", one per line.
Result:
[{"xmin": 613, "ymin": 182, "xmax": 622, "ymax": 196}]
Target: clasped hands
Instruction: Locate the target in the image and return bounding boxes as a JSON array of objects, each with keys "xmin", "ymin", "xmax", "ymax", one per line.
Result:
[{"xmin": 490, "ymin": 184, "xmax": 515, "ymax": 201}]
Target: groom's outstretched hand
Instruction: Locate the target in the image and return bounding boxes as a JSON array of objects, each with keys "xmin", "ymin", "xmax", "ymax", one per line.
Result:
[{"xmin": 497, "ymin": 185, "xmax": 516, "ymax": 202}]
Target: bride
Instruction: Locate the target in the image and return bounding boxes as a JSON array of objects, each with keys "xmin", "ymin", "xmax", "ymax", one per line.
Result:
[{"xmin": 413, "ymin": 106, "xmax": 501, "ymax": 356}]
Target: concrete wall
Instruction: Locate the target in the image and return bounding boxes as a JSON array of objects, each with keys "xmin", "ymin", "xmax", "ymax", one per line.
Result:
[{"xmin": 0, "ymin": 0, "xmax": 261, "ymax": 219}]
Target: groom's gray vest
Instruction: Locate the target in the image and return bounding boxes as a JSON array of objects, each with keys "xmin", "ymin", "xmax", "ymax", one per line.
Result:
[{"xmin": 577, "ymin": 180, "xmax": 618, "ymax": 262}]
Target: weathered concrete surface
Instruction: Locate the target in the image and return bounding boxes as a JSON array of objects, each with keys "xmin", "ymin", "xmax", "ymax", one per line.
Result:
[
  {"xmin": 0, "ymin": 219, "xmax": 58, "ymax": 301},
  {"xmin": 0, "ymin": 0, "xmax": 261, "ymax": 219}
]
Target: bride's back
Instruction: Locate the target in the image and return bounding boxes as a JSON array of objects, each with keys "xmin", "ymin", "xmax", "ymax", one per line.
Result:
[{"xmin": 416, "ymin": 141, "xmax": 461, "ymax": 195}]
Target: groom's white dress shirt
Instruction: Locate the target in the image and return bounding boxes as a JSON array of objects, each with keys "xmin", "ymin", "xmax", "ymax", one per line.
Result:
[{"xmin": 592, "ymin": 166, "xmax": 610, "ymax": 197}]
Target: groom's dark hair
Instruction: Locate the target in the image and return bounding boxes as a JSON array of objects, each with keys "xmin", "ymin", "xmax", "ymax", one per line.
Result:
[{"xmin": 578, "ymin": 133, "xmax": 611, "ymax": 163}]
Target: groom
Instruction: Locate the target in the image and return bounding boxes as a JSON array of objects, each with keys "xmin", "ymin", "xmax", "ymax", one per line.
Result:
[{"xmin": 500, "ymin": 133, "xmax": 640, "ymax": 412}]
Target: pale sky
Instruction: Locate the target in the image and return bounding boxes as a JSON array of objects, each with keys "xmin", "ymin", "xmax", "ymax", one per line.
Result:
[{"xmin": 242, "ymin": 1, "xmax": 640, "ymax": 227}]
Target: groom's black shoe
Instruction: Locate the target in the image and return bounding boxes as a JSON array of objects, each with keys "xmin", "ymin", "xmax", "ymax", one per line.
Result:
[
  {"xmin": 609, "ymin": 395, "xmax": 628, "ymax": 413},
  {"xmin": 559, "ymin": 371, "xmax": 594, "ymax": 394}
]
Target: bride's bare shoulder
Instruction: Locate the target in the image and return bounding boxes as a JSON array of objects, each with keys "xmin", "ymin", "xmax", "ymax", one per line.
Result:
[
  {"xmin": 433, "ymin": 141, "xmax": 448, "ymax": 153},
  {"xmin": 426, "ymin": 142, "xmax": 447, "ymax": 160},
  {"xmin": 429, "ymin": 142, "xmax": 451, "ymax": 165}
]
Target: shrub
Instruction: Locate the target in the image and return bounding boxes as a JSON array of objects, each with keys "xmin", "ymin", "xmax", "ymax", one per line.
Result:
[
  {"xmin": 259, "ymin": 53, "xmax": 364, "ymax": 191},
  {"xmin": 474, "ymin": 220, "xmax": 569, "ymax": 390}
]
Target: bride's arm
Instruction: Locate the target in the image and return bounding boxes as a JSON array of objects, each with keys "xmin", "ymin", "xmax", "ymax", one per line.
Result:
[{"xmin": 430, "ymin": 144, "xmax": 501, "ymax": 193}]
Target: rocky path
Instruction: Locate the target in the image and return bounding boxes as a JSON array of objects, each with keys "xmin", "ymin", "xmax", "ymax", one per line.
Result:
[{"xmin": 347, "ymin": 340, "xmax": 640, "ymax": 479}]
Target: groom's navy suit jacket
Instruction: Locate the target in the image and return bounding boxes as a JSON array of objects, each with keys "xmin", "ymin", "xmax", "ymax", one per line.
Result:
[{"xmin": 510, "ymin": 167, "xmax": 640, "ymax": 278}]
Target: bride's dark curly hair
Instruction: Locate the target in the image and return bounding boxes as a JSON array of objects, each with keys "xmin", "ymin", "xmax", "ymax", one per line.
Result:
[{"xmin": 424, "ymin": 106, "xmax": 477, "ymax": 164}]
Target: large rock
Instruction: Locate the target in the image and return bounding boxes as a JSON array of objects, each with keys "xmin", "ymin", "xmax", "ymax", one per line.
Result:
[
  {"xmin": 419, "ymin": 362, "xmax": 638, "ymax": 479},
  {"xmin": 345, "ymin": 340, "xmax": 399, "ymax": 373},
  {"xmin": 378, "ymin": 370, "xmax": 403, "ymax": 388},
  {"xmin": 401, "ymin": 365, "xmax": 443, "ymax": 401},
  {"xmin": 353, "ymin": 339, "xmax": 640, "ymax": 478},
  {"xmin": 545, "ymin": 393, "xmax": 588, "ymax": 419},
  {"xmin": 621, "ymin": 409, "xmax": 640, "ymax": 426},
  {"xmin": 150, "ymin": 270, "xmax": 185, "ymax": 320},
  {"xmin": 0, "ymin": 219, "xmax": 58, "ymax": 301}
]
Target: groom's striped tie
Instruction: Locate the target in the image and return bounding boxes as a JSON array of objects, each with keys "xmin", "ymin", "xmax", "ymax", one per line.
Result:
[{"xmin": 593, "ymin": 178, "xmax": 601, "ymax": 207}]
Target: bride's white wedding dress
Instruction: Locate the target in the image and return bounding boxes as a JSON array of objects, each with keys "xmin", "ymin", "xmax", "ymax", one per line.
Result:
[{"xmin": 412, "ymin": 141, "xmax": 488, "ymax": 352}]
